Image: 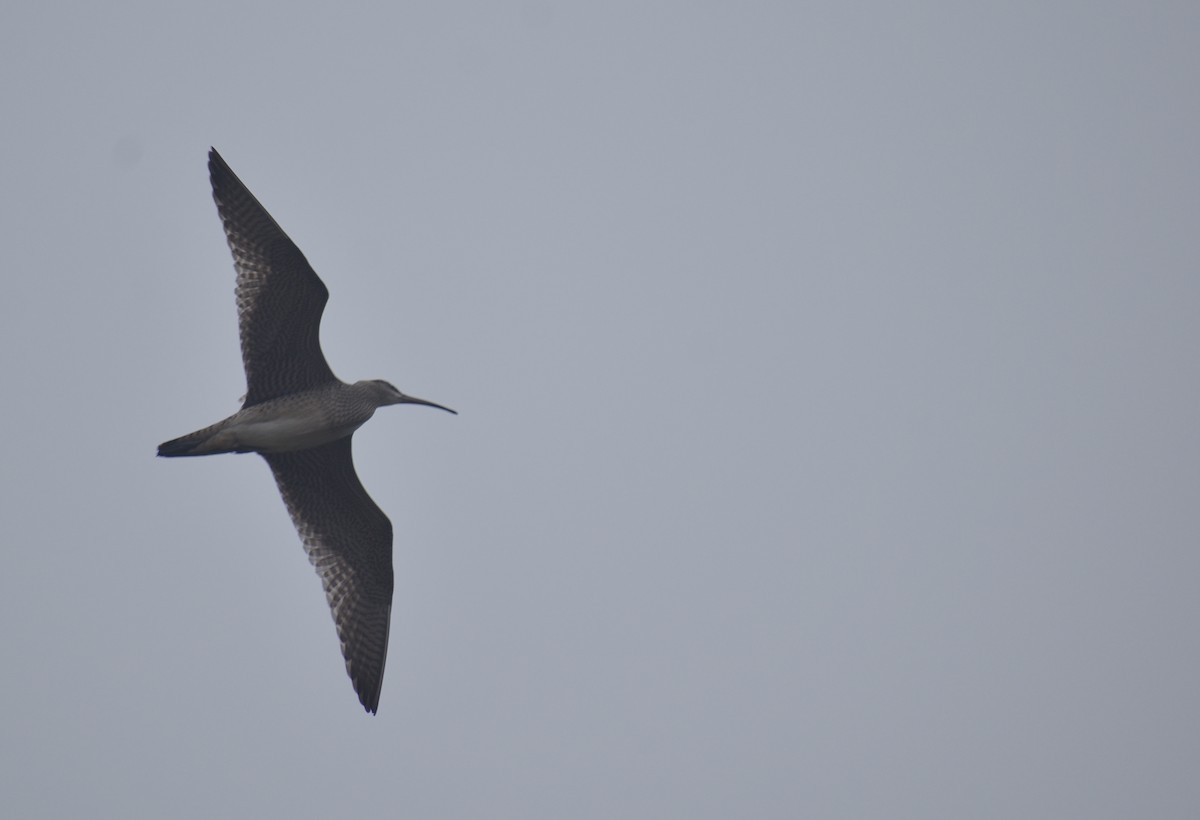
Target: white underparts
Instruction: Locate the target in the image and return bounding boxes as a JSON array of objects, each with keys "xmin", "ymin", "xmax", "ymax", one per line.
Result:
[{"xmin": 217, "ymin": 406, "xmax": 369, "ymax": 453}]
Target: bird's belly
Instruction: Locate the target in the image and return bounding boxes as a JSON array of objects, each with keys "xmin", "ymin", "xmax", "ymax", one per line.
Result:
[{"xmin": 227, "ymin": 413, "xmax": 363, "ymax": 453}]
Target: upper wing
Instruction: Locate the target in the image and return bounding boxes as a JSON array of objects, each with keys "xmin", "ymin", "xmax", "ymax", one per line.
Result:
[
  {"xmin": 261, "ymin": 436, "xmax": 394, "ymax": 714},
  {"xmin": 209, "ymin": 148, "xmax": 337, "ymax": 406}
]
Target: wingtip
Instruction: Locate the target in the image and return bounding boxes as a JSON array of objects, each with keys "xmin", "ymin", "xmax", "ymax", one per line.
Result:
[
  {"xmin": 356, "ymin": 683, "xmax": 382, "ymax": 715},
  {"xmin": 208, "ymin": 147, "xmax": 228, "ymax": 176},
  {"xmin": 354, "ymin": 667, "xmax": 385, "ymax": 715}
]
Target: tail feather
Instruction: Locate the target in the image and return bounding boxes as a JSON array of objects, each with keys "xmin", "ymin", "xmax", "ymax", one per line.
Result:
[
  {"xmin": 157, "ymin": 431, "xmax": 209, "ymax": 457},
  {"xmin": 158, "ymin": 418, "xmax": 235, "ymax": 457}
]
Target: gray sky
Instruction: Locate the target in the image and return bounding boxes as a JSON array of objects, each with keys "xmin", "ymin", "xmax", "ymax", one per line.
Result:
[{"xmin": 2, "ymin": 2, "xmax": 1198, "ymax": 818}]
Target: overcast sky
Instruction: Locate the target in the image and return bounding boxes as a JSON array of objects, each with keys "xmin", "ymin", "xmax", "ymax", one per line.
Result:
[{"xmin": 2, "ymin": 2, "xmax": 1198, "ymax": 818}]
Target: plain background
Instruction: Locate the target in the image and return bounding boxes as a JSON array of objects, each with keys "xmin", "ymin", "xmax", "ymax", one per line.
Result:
[{"xmin": 2, "ymin": 2, "xmax": 1198, "ymax": 818}]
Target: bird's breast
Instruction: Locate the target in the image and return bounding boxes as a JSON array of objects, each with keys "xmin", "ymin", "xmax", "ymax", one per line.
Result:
[{"xmin": 225, "ymin": 403, "xmax": 368, "ymax": 453}]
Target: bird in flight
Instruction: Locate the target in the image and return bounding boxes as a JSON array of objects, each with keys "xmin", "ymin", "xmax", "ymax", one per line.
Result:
[{"xmin": 159, "ymin": 148, "xmax": 455, "ymax": 714}]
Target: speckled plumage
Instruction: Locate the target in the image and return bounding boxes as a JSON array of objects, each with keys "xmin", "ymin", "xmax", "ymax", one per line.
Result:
[
  {"xmin": 158, "ymin": 148, "xmax": 454, "ymax": 714},
  {"xmin": 263, "ymin": 437, "xmax": 394, "ymax": 713},
  {"xmin": 211, "ymin": 149, "xmax": 336, "ymax": 406}
]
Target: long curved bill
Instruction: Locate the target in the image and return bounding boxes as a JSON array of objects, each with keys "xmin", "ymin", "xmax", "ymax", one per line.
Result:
[{"xmin": 399, "ymin": 394, "xmax": 457, "ymax": 414}]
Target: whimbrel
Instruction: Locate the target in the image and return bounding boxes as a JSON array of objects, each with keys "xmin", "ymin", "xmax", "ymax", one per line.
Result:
[{"xmin": 159, "ymin": 148, "xmax": 455, "ymax": 714}]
